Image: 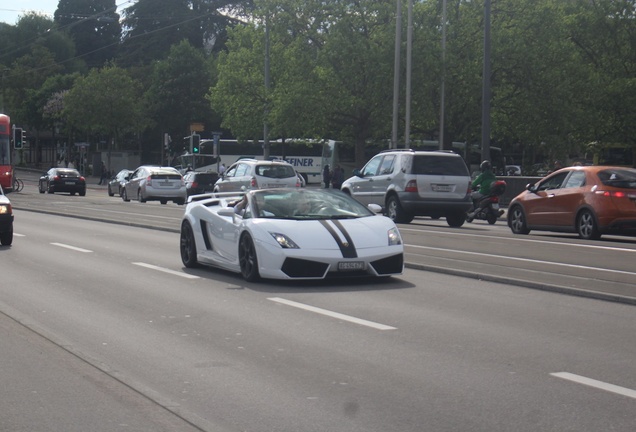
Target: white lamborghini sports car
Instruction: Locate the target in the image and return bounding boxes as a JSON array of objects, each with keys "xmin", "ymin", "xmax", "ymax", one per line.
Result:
[{"xmin": 180, "ymin": 188, "xmax": 404, "ymax": 281}]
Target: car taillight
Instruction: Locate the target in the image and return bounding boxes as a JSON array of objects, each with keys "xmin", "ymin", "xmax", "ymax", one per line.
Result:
[
  {"xmin": 53, "ymin": 175, "xmax": 60, "ymax": 181},
  {"xmin": 597, "ymin": 190, "xmax": 627, "ymax": 198},
  {"xmin": 405, "ymin": 180, "xmax": 418, "ymax": 193},
  {"xmin": 146, "ymin": 175, "xmax": 153, "ymax": 186},
  {"xmin": 79, "ymin": 176, "xmax": 85, "ymax": 181},
  {"xmin": 251, "ymin": 177, "xmax": 257, "ymax": 187},
  {"xmin": 191, "ymin": 181, "xmax": 198, "ymax": 188}
]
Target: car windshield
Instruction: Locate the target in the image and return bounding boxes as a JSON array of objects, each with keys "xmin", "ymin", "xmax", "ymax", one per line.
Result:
[
  {"xmin": 255, "ymin": 165, "xmax": 296, "ymax": 179},
  {"xmin": 597, "ymin": 168, "xmax": 636, "ymax": 189},
  {"xmin": 412, "ymin": 155, "xmax": 469, "ymax": 176},
  {"xmin": 251, "ymin": 189, "xmax": 375, "ymax": 220}
]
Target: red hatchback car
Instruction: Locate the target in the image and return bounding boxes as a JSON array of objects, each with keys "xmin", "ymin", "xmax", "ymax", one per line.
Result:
[{"xmin": 507, "ymin": 166, "xmax": 636, "ymax": 240}]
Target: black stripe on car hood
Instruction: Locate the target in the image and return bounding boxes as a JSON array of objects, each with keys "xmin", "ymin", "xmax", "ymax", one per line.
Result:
[{"xmin": 319, "ymin": 220, "xmax": 357, "ymax": 258}]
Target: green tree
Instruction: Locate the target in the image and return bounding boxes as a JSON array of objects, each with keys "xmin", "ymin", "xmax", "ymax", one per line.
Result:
[
  {"xmin": 63, "ymin": 64, "xmax": 146, "ymax": 169},
  {"xmin": 145, "ymin": 40, "xmax": 215, "ymax": 149},
  {"xmin": 54, "ymin": 0, "xmax": 121, "ymax": 68}
]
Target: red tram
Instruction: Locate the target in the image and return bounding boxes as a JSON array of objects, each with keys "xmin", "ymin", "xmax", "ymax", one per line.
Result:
[{"xmin": 0, "ymin": 114, "xmax": 14, "ymax": 191}]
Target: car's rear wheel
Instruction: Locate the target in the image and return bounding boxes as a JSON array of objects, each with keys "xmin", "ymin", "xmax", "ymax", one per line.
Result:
[
  {"xmin": 386, "ymin": 195, "xmax": 414, "ymax": 224},
  {"xmin": 239, "ymin": 233, "xmax": 260, "ymax": 282},
  {"xmin": 446, "ymin": 212, "xmax": 465, "ymax": 227},
  {"xmin": 138, "ymin": 190, "xmax": 146, "ymax": 203},
  {"xmin": 79, "ymin": 190, "xmax": 86, "ymax": 196},
  {"xmin": 0, "ymin": 229, "xmax": 12, "ymax": 246},
  {"xmin": 509, "ymin": 206, "xmax": 530, "ymax": 234},
  {"xmin": 180, "ymin": 221, "xmax": 199, "ymax": 268},
  {"xmin": 122, "ymin": 189, "xmax": 130, "ymax": 202},
  {"xmin": 160, "ymin": 199, "xmax": 167, "ymax": 205},
  {"xmin": 487, "ymin": 211, "xmax": 498, "ymax": 225},
  {"xmin": 577, "ymin": 209, "xmax": 601, "ymax": 240}
]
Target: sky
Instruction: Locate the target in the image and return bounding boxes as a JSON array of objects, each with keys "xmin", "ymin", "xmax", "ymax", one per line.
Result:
[
  {"xmin": 0, "ymin": 1, "xmax": 58, "ymax": 24},
  {"xmin": 1, "ymin": 1, "xmax": 130, "ymax": 25}
]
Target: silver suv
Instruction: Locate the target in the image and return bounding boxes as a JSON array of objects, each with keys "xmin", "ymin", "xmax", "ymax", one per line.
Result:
[
  {"xmin": 341, "ymin": 149, "xmax": 471, "ymax": 226},
  {"xmin": 213, "ymin": 159, "xmax": 301, "ymax": 192}
]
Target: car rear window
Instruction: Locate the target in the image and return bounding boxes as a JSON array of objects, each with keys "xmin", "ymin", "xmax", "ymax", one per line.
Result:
[
  {"xmin": 195, "ymin": 173, "xmax": 219, "ymax": 184},
  {"xmin": 256, "ymin": 165, "xmax": 296, "ymax": 178},
  {"xmin": 597, "ymin": 169, "xmax": 636, "ymax": 189},
  {"xmin": 412, "ymin": 155, "xmax": 469, "ymax": 176},
  {"xmin": 151, "ymin": 173, "xmax": 181, "ymax": 180}
]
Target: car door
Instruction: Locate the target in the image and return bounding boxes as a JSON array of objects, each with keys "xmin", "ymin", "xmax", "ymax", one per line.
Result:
[
  {"xmin": 548, "ymin": 170, "xmax": 587, "ymax": 226},
  {"xmin": 126, "ymin": 167, "xmax": 146, "ymax": 199},
  {"xmin": 348, "ymin": 154, "xmax": 385, "ymax": 206},
  {"xmin": 524, "ymin": 171, "xmax": 569, "ymax": 226}
]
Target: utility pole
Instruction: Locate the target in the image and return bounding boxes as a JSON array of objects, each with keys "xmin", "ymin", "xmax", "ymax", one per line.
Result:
[
  {"xmin": 391, "ymin": 0, "xmax": 402, "ymax": 149},
  {"xmin": 481, "ymin": 0, "xmax": 492, "ymax": 163}
]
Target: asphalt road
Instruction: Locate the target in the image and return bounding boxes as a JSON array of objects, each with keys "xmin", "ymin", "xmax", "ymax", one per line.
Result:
[
  {"xmin": 2, "ymin": 210, "xmax": 636, "ymax": 431},
  {"xmin": 9, "ymin": 168, "xmax": 636, "ymax": 305}
]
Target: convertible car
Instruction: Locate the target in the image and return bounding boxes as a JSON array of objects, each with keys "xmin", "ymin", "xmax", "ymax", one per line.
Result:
[{"xmin": 179, "ymin": 188, "xmax": 404, "ymax": 281}]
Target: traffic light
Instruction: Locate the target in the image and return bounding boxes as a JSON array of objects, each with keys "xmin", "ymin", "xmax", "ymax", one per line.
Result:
[
  {"xmin": 13, "ymin": 128, "xmax": 23, "ymax": 149},
  {"xmin": 192, "ymin": 134, "xmax": 200, "ymax": 154}
]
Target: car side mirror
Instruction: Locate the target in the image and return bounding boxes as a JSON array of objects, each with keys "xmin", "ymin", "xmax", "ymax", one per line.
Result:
[
  {"xmin": 353, "ymin": 169, "xmax": 362, "ymax": 177},
  {"xmin": 526, "ymin": 183, "xmax": 538, "ymax": 193}
]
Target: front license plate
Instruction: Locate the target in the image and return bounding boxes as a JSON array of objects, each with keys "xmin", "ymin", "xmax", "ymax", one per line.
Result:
[
  {"xmin": 338, "ymin": 261, "xmax": 366, "ymax": 271},
  {"xmin": 432, "ymin": 184, "xmax": 452, "ymax": 192}
]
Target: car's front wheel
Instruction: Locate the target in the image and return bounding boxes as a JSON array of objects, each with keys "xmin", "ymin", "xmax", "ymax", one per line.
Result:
[
  {"xmin": 180, "ymin": 221, "xmax": 199, "ymax": 268},
  {"xmin": 239, "ymin": 233, "xmax": 260, "ymax": 282},
  {"xmin": 509, "ymin": 206, "xmax": 530, "ymax": 235},
  {"xmin": 386, "ymin": 195, "xmax": 414, "ymax": 224},
  {"xmin": 0, "ymin": 228, "xmax": 12, "ymax": 246},
  {"xmin": 107, "ymin": 185, "xmax": 114, "ymax": 197},
  {"xmin": 577, "ymin": 209, "xmax": 601, "ymax": 240}
]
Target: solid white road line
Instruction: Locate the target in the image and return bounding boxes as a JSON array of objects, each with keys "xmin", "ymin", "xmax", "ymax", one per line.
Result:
[
  {"xmin": 551, "ymin": 372, "xmax": 636, "ymax": 400},
  {"xmin": 51, "ymin": 242, "xmax": 93, "ymax": 253},
  {"xmin": 268, "ymin": 297, "xmax": 397, "ymax": 330},
  {"xmin": 407, "ymin": 244, "xmax": 636, "ymax": 277},
  {"xmin": 132, "ymin": 262, "xmax": 200, "ymax": 279}
]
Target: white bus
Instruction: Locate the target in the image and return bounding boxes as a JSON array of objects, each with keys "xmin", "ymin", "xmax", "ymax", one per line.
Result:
[{"xmin": 177, "ymin": 138, "xmax": 341, "ymax": 185}]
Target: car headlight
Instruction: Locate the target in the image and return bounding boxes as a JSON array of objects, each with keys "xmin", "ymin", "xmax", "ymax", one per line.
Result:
[
  {"xmin": 0, "ymin": 204, "xmax": 11, "ymax": 215},
  {"xmin": 388, "ymin": 227, "xmax": 402, "ymax": 246},
  {"xmin": 270, "ymin": 232, "xmax": 299, "ymax": 249}
]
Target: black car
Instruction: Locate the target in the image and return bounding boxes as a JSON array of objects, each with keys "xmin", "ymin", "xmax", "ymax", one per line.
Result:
[
  {"xmin": 39, "ymin": 168, "xmax": 86, "ymax": 196},
  {"xmin": 107, "ymin": 169, "xmax": 130, "ymax": 197},
  {"xmin": 183, "ymin": 171, "xmax": 219, "ymax": 197}
]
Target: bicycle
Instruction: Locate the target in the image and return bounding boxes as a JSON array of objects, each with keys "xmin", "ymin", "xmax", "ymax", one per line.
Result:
[{"xmin": 12, "ymin": 176, "xmax": 24, "ymax": 192}]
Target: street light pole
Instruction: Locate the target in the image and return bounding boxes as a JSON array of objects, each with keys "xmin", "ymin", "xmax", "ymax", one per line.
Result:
[
  {"xmin": 439, "ymin": 0, "xmax": 448, "ymax": 150},
  {"xmin": 481, "ymin": 0, "xmax": 492, "ymax": 163},
  {"xmin": 391, "ymin": 0, "xmax": 403, "ymax": 149},
  {"xmin": 404, "ymin": 0, "xmax": 413, "ymax": 148}
]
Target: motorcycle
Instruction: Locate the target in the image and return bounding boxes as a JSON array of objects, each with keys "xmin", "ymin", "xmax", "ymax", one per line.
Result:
[{"xmin": 466, "ymin": 180, "xmax": 507, "ymax": 225}]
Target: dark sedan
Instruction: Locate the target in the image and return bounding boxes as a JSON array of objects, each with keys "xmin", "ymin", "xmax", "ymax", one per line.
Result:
[
  {"xmin": 183, "ymin": 171, "xmax": 219, "ymax": 197},
  {"xmin": 39, "ymin": 168, "xmax": 86, "ymax": 196},
  {"xmin": 107, "ymin": 169, "xmax": 130, "ymax": 197}
]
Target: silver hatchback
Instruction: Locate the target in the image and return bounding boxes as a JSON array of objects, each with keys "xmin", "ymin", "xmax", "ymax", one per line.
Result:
[
  {"xmin": 213, "ymin": 159, "xmax": 301, "ymax": 193},
  {"xmin": 122, "ymin": 166, "xmax": 186, "ymax": 205},
  {"xmin": 341, "ymin": 149, "xmax": 472, "ymax": 226}
]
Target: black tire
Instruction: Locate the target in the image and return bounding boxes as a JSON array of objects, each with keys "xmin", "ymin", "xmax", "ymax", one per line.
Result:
[
  {"xmin": 79, "ymin": 190, "xmax": 86, "ymax": 197},
  {"xmin": 138, "ymin": 190, "xmax": 146, "ymax": 203},
  {"xmin": 487, "ymin": 211, "xmax": 498, "ymax": 225},
  {"xmin": 239, "ymin": 233, "xmax": 260, "ymax": 282},
  {"xmin": 577, "ymin": 209, "xmax": 601, "ymax": 240},
  {"xmin": 386, "ymin": 195, "xmax": 414, "ymax": 224},
  {"xmin": 160, "ymin": 199, "xmax": 167, "ymax": 205},
  {"xmin": 39, "ymin": 182, "xmax": 45, "ymax": 194},
  {"xmin": 180, "ymin": 221, "xmax": 199, "ymax": 268},
  {"xmin": 0, "ymin": 228, "xmax": 12, "ymax": 246},
  {"xmin": 509, "ymin": 206, "xmax": 530, "ymax": 235},
  {"xmin": 175, "ymin": 199, "xmax": 185, "ymax": 205},
  {"xmin": 446, "ymin": 212, "xmax": 465, "ymax": 227},
  {"xmin": 122, "ymin": 188, "xmax": 130, "ymax": 202},
  {"xmin": 108, "ymin": 186, "xmax": 114, "ymax": 197}
]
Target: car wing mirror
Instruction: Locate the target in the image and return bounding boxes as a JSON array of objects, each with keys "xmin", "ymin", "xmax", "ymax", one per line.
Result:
[
  {"xmin": 353, "ymin": 169, "xmax": 363, "ymax": 177},
  {"xmin": 526, "ymin": 183, "xmax": 538, "ymax": 193}
]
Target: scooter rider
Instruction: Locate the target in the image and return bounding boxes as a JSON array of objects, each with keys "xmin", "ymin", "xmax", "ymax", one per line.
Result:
[{"xmin": 467, "ymin": 160, "xmax": 496, "ymax": 220}]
